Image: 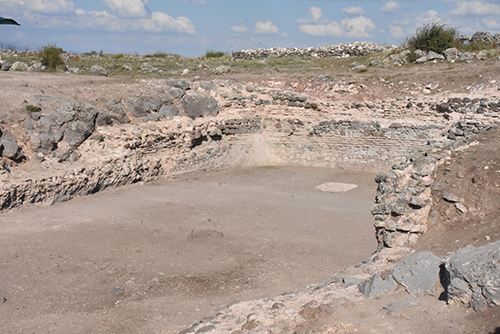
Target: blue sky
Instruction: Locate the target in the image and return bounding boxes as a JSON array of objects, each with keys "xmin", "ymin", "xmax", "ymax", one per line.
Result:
[{"xmin": 1, "ymin": 0, "xmax": 500, "ymax": 57}]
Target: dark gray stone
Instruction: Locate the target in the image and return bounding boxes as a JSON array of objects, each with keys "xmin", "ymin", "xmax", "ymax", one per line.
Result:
[
  {"xmin": 445, "ymin": 241, "xmax": 500, "ymax": 310},
  {"xmin": 359, "ymin": 273, "xmax": 397, "ymax": 297},
  {"xmin": 181, "ymin": 91, "xmax": 219, "ymax": 119},
  {"xmin": 168, "ymin": 79, "xmax": 192, "ymax": 91},
  {"xmin": 158, "ymin": 105, "xmax": 180, "ymax": 120},
  {"xmin": 0, "ymin": 139, "xmax": 22, "ymax": 159},
  {"xmin": 392, "ymin": 251, "xmax": 442, "ymax": 295},
  {"xmin": 63, "ymin": 119, "xmax": 95, "ymax": 147},
  {"xmin": 0, "ymin": 61, "xmax": 12, "ymax": 71}
]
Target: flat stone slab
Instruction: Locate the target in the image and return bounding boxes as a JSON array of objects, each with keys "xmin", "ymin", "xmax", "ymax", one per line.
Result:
[{"xmin": 316, "ymin": 182, "xmax": 358, "ymax": 193}]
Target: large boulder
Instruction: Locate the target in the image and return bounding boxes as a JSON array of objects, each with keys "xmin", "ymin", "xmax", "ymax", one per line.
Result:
[
  {"xmin": 443, "ymin": 48, "xmax": 458, "ymax": 62},
  {"xmin": 90, "ymin": 65, "xmax": 108, "ymax": 76},
  {"xmin": 0, "ymin": 61, "xmax": 12, "ymax": 71},
  {"xmin": 0, "ymin": 139, "xmax": 22, "ymax": 160},
  {"xmin": 29, "ymin": 102, "xmax": 98, "ymax": 159},
  {"xmin": 167, "ymin": 78, "xmax": 192, "ymax": 91},
  {"xmin": 359, "ymin": 273, "xmax": 398, "ymax": 297},
  {"xmin": 10, "ymin": 61, "xmax": 29, "ymax": 71},
  {"xmin": 444, "ymin": 241, "xmax": 500, "ymax": 311},
  {"xmin": 392, "ymin": 251, "xmax": 442, "ymax": 295},
  {"xmin": 181, "ymin": 91, "xmax": 219, "ymax": 119}
]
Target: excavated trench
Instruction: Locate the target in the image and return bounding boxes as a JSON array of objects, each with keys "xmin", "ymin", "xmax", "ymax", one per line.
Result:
[{"xmin": 2, "ymin": 94, "xmax": 500, "ymax": 332}]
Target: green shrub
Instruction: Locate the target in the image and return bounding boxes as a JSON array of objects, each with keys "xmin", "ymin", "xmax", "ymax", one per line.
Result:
[
  {"xmin": 204, "ymin": 50, "xmax": 226, "ymax": 59},
  {"xmin": 404, "ymin": 22, "xmax": 458, "ymax": 60},
  {"xmin": 25, "ymin": 105, "xmax": 41, "ymax": 112},
  {"xmin": 39, "ymin": 44, "xmax": 65, "ymax": 70}
]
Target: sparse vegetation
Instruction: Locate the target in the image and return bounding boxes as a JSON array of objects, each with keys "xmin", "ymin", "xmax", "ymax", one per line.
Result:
[
  {"xmin": 25, "ymin": 105, "xmax": 41, "ymax": 112},
  {"xmin": 204, "ymin": 50, "xmax": 226, "ymax": 59},
  {"xmin": 404, "ymin": 22, "xmax": 458, "ymax": 61},
  {"xmin": 39, "ymin": 44, "xmax": 65, "ymax": 71}
]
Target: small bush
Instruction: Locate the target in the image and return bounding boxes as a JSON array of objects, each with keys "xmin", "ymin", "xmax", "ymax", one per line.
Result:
[
  {"xmin": 39, "ymin": 44, "xmax": 65, "ymax": 71},
  {"xmin": 25, "ymin": 105, "xmax": 41, "ymax": 112},
  {"xmin": 404, "ymin": 22, "xmax": 458, "ymax": 60},
  {"xmin": 204, "ymin": 50, "xmax": 226, "ymax": 59}
]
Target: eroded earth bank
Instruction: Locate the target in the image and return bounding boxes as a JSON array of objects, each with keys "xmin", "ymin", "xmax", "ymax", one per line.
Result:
[{"xmin": 0, "ymin": 62, "xmax": 500, "ymax": 333}]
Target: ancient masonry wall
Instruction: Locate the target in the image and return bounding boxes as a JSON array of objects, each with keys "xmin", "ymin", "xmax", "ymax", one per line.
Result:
[{"xmin": 1, "ymin": 110, "xmax": 500, "ymax": 251}]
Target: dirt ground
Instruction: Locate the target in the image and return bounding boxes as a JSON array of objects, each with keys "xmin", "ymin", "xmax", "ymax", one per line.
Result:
[{"xmin": 0, "ymin": 166, "xmax": 378, "ymax": 333}]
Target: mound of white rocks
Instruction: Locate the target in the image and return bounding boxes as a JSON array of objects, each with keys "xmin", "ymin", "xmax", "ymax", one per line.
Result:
[{"xmin": 232, "ymin": 42, "xmax": 394, "ymax": 59}]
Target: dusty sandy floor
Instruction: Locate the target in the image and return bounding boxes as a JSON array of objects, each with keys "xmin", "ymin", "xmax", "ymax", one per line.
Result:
[{"xmin": 0, "ymin": 166, "xmax": 377, "ymax": 333}]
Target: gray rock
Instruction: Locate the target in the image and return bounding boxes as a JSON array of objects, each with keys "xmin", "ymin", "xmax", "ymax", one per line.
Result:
[
  {"xmin": 342, "ymin": 277, "xmax": 365, "ymax": 288},
  {"xmin": 124, "ymin": 96, "xmax": 161, "ymax": 119},
  {"xmin": 63, "ymin": 119, "xmax": 95, "ymax": 147},
  {"xmin": 455, "ymin": 203, "xmax": 469, "ymax": 214},
  {"xmin": 0, "ymin": 139, "xmax": 22, "ymax": 159},
  {"xmin": 443, "ymin": 48, "xmax": 458, "ymax": 62},
  {"xmin": 414, "ymin": 49, "xmax": 425, "ymax": 58},
  {"xmin": 359, "ymin": 273, "xmax": 397, "ymax": 297},
  {"xmin": 392, "ymin": 251, "xmax": 442, "ymax": 295},
  {"xmin": 425, "ymin": 82, "xmax": 439, "ymax": 90},
  {"xmin": 476, "ymin": 50, "xmax": 488, "ymax": 61},
  {"xmin": 158, "ymin": 105, "xmax": 180, "ymax": 120},
  {"xmin": 458, "ymin": 52, "xmax": 474, "ymax": 61},
  {"xmin": 415, "ymin": 56, "xmax": 428, "ymax": 64},
  {"xmin": 89, "ymin": 65, "xmax": 108, "ymax": 76},
  {"xmin": 0, "ymin": 61, "xmax": 12, "ymax": 71},
  {"xmin": 168, "ymin": 79, "xmax": 192, "ymax": 91},
  {"xmin": 10, "ymin": 61, "xmax": 29, "ymax": 71},
  {"xmin": 445, "ymin": 240, "xmax": 500, "ymax": 310},
  {"xmin": 214, "ymin": 65, "xmax": 231, "ymax": 74},
  {"xmin": 27, "ymin": 62, "xmax": 42, "ymax": 72},
  {"xmin": 181, "ymin": 91, "xmax": 219, "ymax": 119},
  {"xmin": 427, "ymin": 51, "xmax": 445, "ymax": 61},
  {"xmin": 443, "ymin": 191, "xmax": 463, "ymax": 203}
]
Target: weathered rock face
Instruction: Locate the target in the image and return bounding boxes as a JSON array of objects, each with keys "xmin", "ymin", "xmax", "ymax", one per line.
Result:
[
  {"xmin": 181, "ymin": 91, "xmax": 219, "ymax": 119},
  {"xmin": 392, "ymin": 251, "xmax": 442, "ymax": 294},
  {"xmin": 28, "ymin": 102, "xmax": 97, "ymax": 161},
  {"xmin": 444, "ymin": 241, "xmax": 500, "ymax": 311}
]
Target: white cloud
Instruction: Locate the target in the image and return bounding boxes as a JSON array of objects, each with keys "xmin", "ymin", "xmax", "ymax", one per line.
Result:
[
  {"xmin": 103, "ymin": 0, "xmax": 149, "ymax": 18},
  {"xmin": 310, "ymin": 6, "xmax": 323, "ymax": 23},
  {"xmin": 296, "ymin": 6, "xmax": 329, "ymax": 25},
  {"xmin": 231, "ymin": 25, "xmax": 249, "ymax": 33},
  {"xmin": 148, "ymin": 12, "xmax": 196, "ymax": 33},
  {"xmin": 389, "ymin": 25, "xmax": 405, "ymax": 38},
  {"xmin": 299, "ymin": 22, "xmax": 344, "ymax": 37},
  {"xmin": 394, "ymin": 10, "xmax": 440, "ymax": 27},
  {"xmin": 483, "ymin": 17, "xmax": 500, "ymax": 28},
  {"xmin": 381, "ymin": 1, "xmax": 400, "ymax": 13},
  {"xmin": 254, "ymin": 21, "xmax": 279, "ymax": 34},
  {"xmin": 450, "ymin": 1, "xmax": 500, "ymax": 15},
  {"xmin": 341, "ymin": 16, "xmax": 375, "ymax": 38},
  {"xmin": 343, "ymin": 6, "xmax": 365, "ymax": 15},
  {"xmin": 73, "ymin": 8, "xmax": 196, "ymax": 34},
  {"xmin": 31, "ymin": 0, "xmax": 74, "ymax": 13}
]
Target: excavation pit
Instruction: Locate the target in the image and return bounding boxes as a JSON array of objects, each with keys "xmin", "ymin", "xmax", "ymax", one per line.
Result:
[{"xmin": 0, "ymin": 166, "xmax": 377, "ymax": 333}]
